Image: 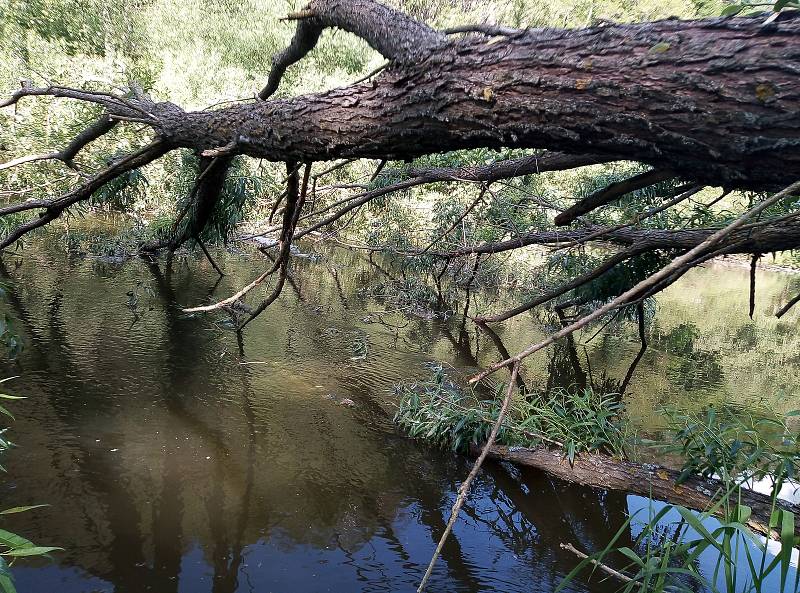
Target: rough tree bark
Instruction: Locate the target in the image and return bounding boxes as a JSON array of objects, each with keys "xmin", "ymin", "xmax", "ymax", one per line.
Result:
[
  {"xmin": 131, "ymin": 13, "xmax": 800, "ymax": 189},
  {"xmin": 2, "ymin": 0, "xmax": 800, "ymax": 315},
  {"xmin": 5, "ymin": 10, "xmax": 799, "ymax": 191},
  {"xmin": 472, "ymin": 444, "xmax": 800, "ymax": 539}
]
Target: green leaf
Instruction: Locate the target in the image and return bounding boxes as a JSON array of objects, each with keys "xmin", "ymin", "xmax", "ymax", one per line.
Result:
[
  {"xmin": 0, "ymin": 529, "xmax": 34, "ymax": 551},
  {"xmin": 2, "ymin": 546, "xmax": 62, "ymax": 557},
  {"xmin": 676, "ymin": 507, "xmax": 725, "ymax": 554},
  {"xmin": 649, "ymin": 42, "xmax": 671, "ymax": 53},
  {"xmin": 618, "ymin": 546, "xmax": 646, "ymax": 567},
  {"xmin": 0, "ymin": 573, "xmax": 15, "ymax": 593},
  {"xmin": 0, "ymin": 505, "xmax": 48, "ymax": 515},
  {"xmin": 721, "ymin": 4, "xmax": 744, "ymax": 16},
  {"xmin": 780, "ymin": 510, "xmax": 795, "ymax": 591}
]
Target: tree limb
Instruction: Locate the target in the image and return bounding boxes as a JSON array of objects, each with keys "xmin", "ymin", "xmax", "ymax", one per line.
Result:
[
  {"xmin": 554, "ymin": 169, "xmax": 676, "ymax": 226},
  {"xmin": 259, "ymin": 0, "xmax": 446, "ymax": 100},
  {"xmin": 0, "ymin": 116, "xmax": 118, "ymax": 172},
  {"xmin": 0, "ymin": 140, "xmax": 169, "ymax": 249},
  {"xmin": 470, "ymin": 179, "xmax": 800, "ymax": 384}
]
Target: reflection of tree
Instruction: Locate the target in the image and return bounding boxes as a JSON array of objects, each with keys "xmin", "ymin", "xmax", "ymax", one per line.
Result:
[
  {"xmin": 650, "ymin": 321, "xmax": 724, "ymax": 391},
  {"xmin": 0, "ymin": 246, "xmax": 658, "ymax": 593},
  {"xmin": 458, "ymin": 464, "xmax": 630, "ymax": 593},
  {"xmin": 0, "ymin": 255, "xmax": 162, "ymax": 592}
]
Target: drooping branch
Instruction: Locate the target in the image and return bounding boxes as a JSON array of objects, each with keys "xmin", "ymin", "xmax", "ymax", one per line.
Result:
[
  {"xmin": 0, "ymin": 140, "xmax": 169, "ymax": 249},
  {"xmin": 285, "ymin": 152, "xmax": 612, "ymax": 240},
  {"xmin": 468, "ymin": 185, "xmax": 704, "ymax": 323},
  {"xmin": 553, "ymin": 168, "xmax": 676, "ymax": 226},
  {"xmin": 474, "ymin": 245, "xmax": 651, "ymax": 323},
  {"xmin": 552, "ymin": 184, "xmax": 703, "ymax": 251},
  {"xmin": 470, "ymin": 179, "xmax": 800, "ymax": 384},
  {"xmin": 183, "ymin": 162, "xmax": 307, "ymax": 318},
  {"xmin": 240, "ymin": 163, "xmax": 309, "ymax": 328},
  {"xmin": 416, "ymin": 185, "xmax": 489, "ymax": 256}
]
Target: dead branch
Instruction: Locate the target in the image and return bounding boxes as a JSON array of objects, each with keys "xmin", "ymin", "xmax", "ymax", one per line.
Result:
[
  {"xmin": 0, "ymin": 116, "xmax": 117, "ymax": 172},
  {"xmin": 260, "ymin": 0, "xmax": 446, "ymax": 100},
  {"xmin": 417, "ymin": 362, "xmax": 520, "ymax": 593},
  {"xmin": 559, "ymin": 543, "xmax": 637, "ymax": 586},
  {"xmin": 552, "ymin": 184, "xmax": 703, "ymax": 252},
  {"xmin": 470, "ymin": 179, "xmax": 800, "ymax": 384}
]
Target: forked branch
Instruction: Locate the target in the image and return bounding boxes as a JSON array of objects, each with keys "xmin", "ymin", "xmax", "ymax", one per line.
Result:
[{"xmin": 470, "ymin": 179, "xmax": 800, "ymax": 384}]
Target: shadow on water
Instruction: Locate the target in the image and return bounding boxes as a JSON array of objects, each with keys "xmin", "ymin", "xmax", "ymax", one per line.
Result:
[{"xmin": 0, "ymin": 244, "xmax": 797, "ymax": 592}]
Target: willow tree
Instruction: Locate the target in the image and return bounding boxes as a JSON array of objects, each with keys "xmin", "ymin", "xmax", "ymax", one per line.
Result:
[{"xmin": 2, "ymin": 0, "xmax": 800, "ymax": 359}]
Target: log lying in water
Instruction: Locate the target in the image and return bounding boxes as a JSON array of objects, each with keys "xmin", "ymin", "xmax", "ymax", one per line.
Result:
[{"xmin": 471, "ymin": 444, "xmax": 799, "ymax": 540}]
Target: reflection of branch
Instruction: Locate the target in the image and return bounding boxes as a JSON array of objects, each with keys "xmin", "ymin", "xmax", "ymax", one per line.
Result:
[
  {"xmin": 475, "ymin": 321, "xmax": 526, "ymax": 390},
  {"xmin": 418, "ymin": 362, "xmax": 520, "ymax": 593},
  {"xmin": 619, "ymin": 302, "xmax": 647, "ymax": 394}
]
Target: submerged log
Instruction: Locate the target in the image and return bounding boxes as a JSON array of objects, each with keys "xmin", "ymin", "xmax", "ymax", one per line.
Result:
[{"xmin": 471, "ymin": 443, "xmax": 800, "ymax": 540}]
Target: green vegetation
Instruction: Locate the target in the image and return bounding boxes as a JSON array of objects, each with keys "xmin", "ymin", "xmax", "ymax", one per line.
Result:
[
  {"xmin": 0, "ymin": 379, "xmax": 60, "ymax": 593},
  {"xmin": 2, "ymin": 0, "xmax": 800, "ymax": 591},
  {"xmin": 394, "ymin": 365, "xmax": 628, "ymax": 461},
  {"xmin": 558, "ymin": 406, "xmax": 800, "ymax": 593},
  {"xmin": 394, "ymin": 366, "xmax": 800, "ymax": 592}
]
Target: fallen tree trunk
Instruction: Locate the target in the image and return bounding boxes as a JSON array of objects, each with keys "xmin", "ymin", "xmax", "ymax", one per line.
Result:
[
  {"xmin": 4, "ymin": 0, "xmax": 800, "ymax": 325},
  {"xmin": 471, "ymin": 443, "xmax": 800, "ymax": 540},
  {"xmin": 7, "ymin": 11, "xmax": 799, "ymax": 192},
  {"xmin": 152, "ymin": 13, "xmax": 800, "ymax": 190}
]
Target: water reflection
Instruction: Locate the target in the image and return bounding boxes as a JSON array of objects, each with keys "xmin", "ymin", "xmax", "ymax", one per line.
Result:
[{"xmin": 0, "ymin": 244, "xmax": 797, "ymax": 592}]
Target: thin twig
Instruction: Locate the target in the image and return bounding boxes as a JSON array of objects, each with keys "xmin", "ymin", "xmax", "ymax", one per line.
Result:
[
  {"xmin": 559, "ymin": 542, "xmax": 638, "ymax": 586},
  {"xmin": 417, "ymin": 362, "xmax": 520, "ymax": 592}
]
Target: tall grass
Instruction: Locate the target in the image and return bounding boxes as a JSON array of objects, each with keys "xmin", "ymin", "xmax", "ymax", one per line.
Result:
[
  {"xmin": 558, "ymin": 406, "xmax": 800, "ymax": 593},
  {"xmin": 393, "ymin": 364, "xmax": 627, "ymax": 461}
]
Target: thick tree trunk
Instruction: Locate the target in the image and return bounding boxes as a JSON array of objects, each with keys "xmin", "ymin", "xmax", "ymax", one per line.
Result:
[
  {"xmin": 472, "ymin": 444, "xmax": 800, "ymax": 539},
  {"xmin": 153, "ymin": 14, "xmax": 800, "ymax": 191}
]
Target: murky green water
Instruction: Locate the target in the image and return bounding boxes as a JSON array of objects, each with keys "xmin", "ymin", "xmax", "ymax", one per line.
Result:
[{"xmin": 0, "ymin": 241, "xmax": 798, "ymax": 592}]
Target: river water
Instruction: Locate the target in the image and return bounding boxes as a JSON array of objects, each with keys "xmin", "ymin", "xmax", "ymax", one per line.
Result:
[{"xmin": 1, "ymin": 241, "xmax": 799, "ymax": 593}]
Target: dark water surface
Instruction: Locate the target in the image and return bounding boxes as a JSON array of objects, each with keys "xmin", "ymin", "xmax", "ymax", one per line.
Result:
[{"xmin": 1, "ymin": 243, "xmax": 799, "ymax": 593}]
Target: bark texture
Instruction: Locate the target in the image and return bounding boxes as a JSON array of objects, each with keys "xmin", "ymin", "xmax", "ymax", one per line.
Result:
[
  {"xmin": 472, "ymin": 444, "xmax": 800, "ymax": 539},
  {"xmin": 150, "ymin": 13, "xmax": 800, "ymax": 190}
]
